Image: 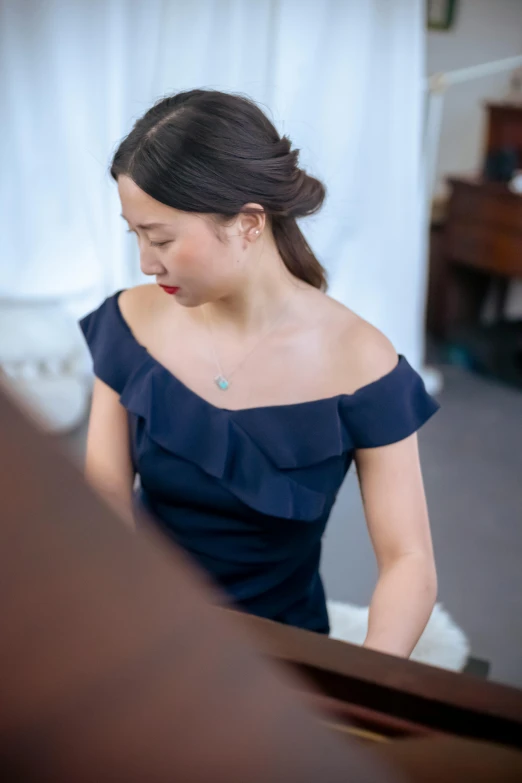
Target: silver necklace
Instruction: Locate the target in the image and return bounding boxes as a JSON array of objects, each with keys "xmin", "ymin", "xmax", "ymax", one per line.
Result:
[{"xmin": 204, "ymin": 300, "xmax": 292, "ymax": 391}]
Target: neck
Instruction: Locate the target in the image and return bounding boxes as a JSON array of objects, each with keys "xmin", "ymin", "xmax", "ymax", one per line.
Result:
[{"xmin": 203, "ymin": 237, "xmax": 300, "ymax": 335}]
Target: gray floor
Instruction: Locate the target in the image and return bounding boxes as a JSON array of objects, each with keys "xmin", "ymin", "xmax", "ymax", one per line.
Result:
[{"xmin": 63, "ymin": 364, "xmax": 522, "ymax": 689}]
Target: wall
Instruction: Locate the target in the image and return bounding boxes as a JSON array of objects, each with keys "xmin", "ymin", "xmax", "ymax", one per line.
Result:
[
  {"xmin": 427, "ymin": 0, "xmax": 522, "ymax": 318},
  {"xmin": 427, "ymin": 0, "xmax": 522, "ymax": 198}
]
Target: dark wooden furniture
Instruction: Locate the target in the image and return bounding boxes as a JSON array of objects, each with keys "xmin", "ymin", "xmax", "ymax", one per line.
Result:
[
  {"xmin": 1, "ymin": 379, "xmax": 522, "ymax": 781},
  {"xmin": 427, "ymin": 104, "xmax": 522, "ymax": 340},
  {"xmin": 486, "ymin": 102, "xmax": 522, "ymax": 167},
  {"xmin": 237, "ymin": 611, "xmax": 522, "ymax": 749},
  {"xmin": 428, "ymin": 177, "xmax": 522, "ymax": 339}
]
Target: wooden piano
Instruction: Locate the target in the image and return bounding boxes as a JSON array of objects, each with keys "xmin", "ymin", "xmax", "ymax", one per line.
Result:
[
  {"xmin": 1, "ymin": 379, "xmax": 521, "ymax": 782},
  {"xmin": 235, "ymin": 611, "xmax": 522, "ymax": 749}
]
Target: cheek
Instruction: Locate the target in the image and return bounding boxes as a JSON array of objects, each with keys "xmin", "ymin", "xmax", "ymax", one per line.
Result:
[
  {"xmin": 163, "ymin": 237, "xmax": 206, "ymax": 276},
  {"xmin": 170, "ymin": 234, "xmax": 235, "ymax": 283}
]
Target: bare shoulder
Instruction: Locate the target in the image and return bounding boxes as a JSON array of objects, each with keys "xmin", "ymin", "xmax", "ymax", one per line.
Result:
[
  {"xmin": 343, "ymin": 316, "xmax": 398, "ymax": 392},
  {"xmin": 118, "ymin": 284, "xmax": 166, "ymax": 331},
  {"xmin": 315, "ymin": 294, "xmax": 398, "ymax": 394}
]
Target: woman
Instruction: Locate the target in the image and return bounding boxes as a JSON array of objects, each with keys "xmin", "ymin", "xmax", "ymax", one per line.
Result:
[{"xmin": 81, "ymin": 89, "xmax": 438, "ymax": 657}]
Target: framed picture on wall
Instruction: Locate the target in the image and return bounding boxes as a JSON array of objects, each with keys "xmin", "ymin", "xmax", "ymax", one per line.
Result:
[{"xmin": 427, "ymin": 0, "xmax": 458, "ymax": 31}]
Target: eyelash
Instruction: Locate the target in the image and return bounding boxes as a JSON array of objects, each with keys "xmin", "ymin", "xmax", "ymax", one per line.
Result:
[{"xmin": 126, "ymin": 229, "xmax": 171, "ymax": 248}]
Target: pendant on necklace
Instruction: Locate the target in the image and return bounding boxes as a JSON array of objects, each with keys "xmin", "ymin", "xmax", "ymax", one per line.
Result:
[{"xmin": 214, "ymin": 375, "xmax": 230, "ymax": 391}]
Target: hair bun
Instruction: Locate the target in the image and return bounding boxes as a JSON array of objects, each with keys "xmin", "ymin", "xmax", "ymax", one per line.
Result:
[{"xmin": 286, "ymin": 169, "xmax": 326, "ymax": 219}]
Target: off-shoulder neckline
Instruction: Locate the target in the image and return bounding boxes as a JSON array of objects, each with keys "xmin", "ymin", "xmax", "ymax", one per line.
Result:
[{"xmin": 110, "ymin": 290, "xmax": 407, "ymax": 415}]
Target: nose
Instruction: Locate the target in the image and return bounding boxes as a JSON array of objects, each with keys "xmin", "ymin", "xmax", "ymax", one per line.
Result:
[{"xmin": 139, "ymin": 246, "xmax": 164, "ymax": 277}]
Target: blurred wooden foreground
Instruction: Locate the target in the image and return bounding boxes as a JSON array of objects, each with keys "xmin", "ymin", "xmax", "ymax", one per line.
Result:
[{"xmin": 0, "ymin": 381, "xmax": 521, "ymax": 782}]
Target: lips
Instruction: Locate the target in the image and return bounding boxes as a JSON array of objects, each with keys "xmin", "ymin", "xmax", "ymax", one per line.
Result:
[{"xmin": 159, "ymin": 285, "xmax": 180, "ymax": 295}]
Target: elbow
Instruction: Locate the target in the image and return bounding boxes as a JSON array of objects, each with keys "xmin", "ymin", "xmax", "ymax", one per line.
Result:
[
  {"xmin": 386, "ymin": 550, "xmax": 438, "ymax": 604},
  {"xmin": 425, "ymin": 568, "xmax": 438, "ymax": 608},
  {"xmin": 415, "ymin": 552, "xmax": 438, "ymax": 605},
  {"xmin": 430, "ymin": 569, "xmax": 438, "ymax": 605}
]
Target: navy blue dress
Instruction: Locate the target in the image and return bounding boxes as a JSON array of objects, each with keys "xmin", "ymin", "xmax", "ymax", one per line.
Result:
[{"xmin": 80, "ymin": 292, "xmax": 439, "ymax": 634}]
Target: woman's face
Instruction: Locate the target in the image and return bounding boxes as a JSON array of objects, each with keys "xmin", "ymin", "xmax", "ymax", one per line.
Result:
[{"xmin": 118, "ymin": 176, "xmax": 256, "ymax": 307}]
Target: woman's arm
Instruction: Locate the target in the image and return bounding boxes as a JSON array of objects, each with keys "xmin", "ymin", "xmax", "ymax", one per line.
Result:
[
  {"xmin": 355, "ymin": 433, "xmax": 437, "ymax": 658},
  {"xmin": 85, "ymin": 377, "xmax": 136, "ymax": 528}
]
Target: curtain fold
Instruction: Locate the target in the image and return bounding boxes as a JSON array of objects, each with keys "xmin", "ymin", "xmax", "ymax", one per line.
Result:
[{"xmin": 0, "ymin": 0, "xmax": 425, "ymax": 365}]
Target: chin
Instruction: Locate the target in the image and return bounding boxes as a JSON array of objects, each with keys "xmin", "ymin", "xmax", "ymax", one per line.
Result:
[
  {"xmin": 174, "ymin": 290, "xmax": 207, "ymax": 309},
  {"xmin": 175, "ymin": 282, "xmax": 235, "ymax": 309},
  {"xmin": 179, "ymin": 299, "xmax": 202, "ymax": 309},
  {"xmin": 183, "ymin": 288, "xmax": 231, "ymax": 308}
]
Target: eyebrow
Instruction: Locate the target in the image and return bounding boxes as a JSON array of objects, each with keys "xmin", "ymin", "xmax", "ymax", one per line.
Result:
[{"xmin": 120, "ymin": 214, "xmax": 169, "ymax": 230}]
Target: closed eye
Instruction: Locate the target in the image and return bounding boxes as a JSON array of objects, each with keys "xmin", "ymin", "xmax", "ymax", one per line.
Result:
[{"xmin": 126, "ymin": 229, "xmax": 171, "ymax": 248}]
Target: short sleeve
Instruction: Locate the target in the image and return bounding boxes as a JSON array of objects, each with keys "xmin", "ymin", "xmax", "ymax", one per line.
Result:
[
  {"xmin": 340, "ymin": 356, "xmax": 439, "ymax": 449},
  {"xmin": 79, "ymin": 293, "xmax": 137, "ymax": 395}
]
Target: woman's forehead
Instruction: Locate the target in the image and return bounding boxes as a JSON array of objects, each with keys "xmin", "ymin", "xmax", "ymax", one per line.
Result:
[{"xmin": 118, "ymin": 176, "xmax": 182, "ymax": 225}]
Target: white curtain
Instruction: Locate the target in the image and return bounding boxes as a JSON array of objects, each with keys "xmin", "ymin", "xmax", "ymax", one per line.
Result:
[{"xmin": 0, "ymin": 0, "xmax": 426, "ymax": 367}]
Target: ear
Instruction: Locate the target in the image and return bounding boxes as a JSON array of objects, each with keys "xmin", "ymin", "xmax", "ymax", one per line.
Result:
[{"xmin": 235, "ymin": 203, "xmax": 266, "ymax": 243}]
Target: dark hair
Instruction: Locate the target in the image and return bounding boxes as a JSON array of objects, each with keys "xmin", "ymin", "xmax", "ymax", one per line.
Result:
[{"xmin": 111, "ymin": 89, "xmax": 327, "ymax": 290}]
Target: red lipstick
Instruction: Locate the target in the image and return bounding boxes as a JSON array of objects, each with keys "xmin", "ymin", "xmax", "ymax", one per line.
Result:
[{"xmin": 159, "ymin": 285, "xmax": 180, "ymax": 295}]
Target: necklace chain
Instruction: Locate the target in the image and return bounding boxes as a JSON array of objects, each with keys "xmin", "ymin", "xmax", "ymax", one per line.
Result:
[{"xmin": 204, "ymin": 300, "xmax": 292, "ymax": 391}]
